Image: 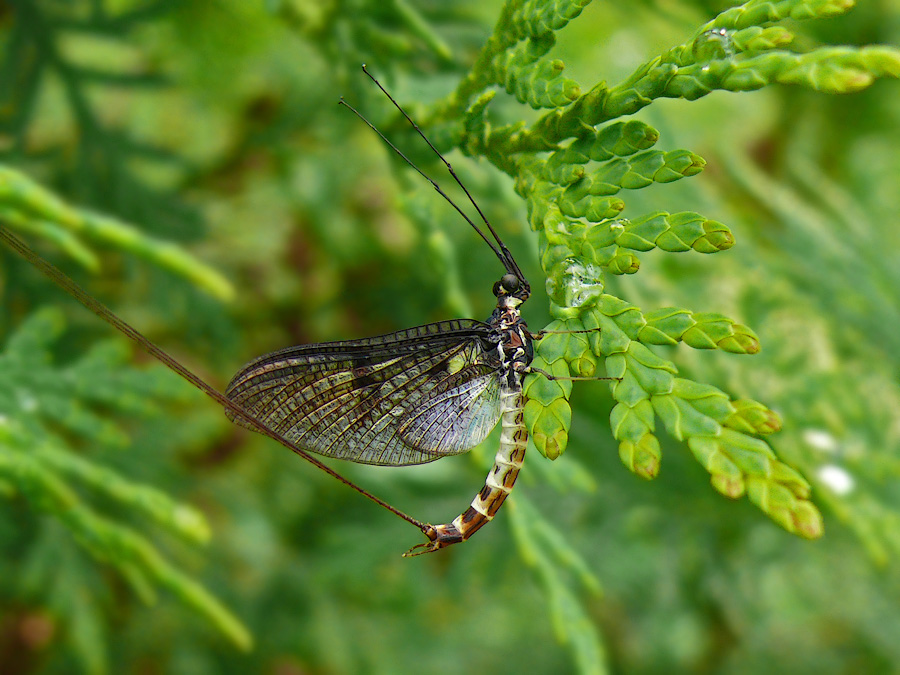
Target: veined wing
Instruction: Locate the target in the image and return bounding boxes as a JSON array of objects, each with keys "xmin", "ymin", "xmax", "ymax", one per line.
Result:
[
  {"xmin": 398, "ymin": 369, "xmax": 501, "ymax": 455},
  {"xmin": 225, "ymin": 319, "xmax": 503, "ymax": 466}
]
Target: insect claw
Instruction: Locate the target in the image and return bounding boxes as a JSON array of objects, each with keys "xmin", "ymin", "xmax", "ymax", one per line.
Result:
[
  {"xmin": 402, "ymin": 541, "xmax": 437, "ymax": 557},
  {"xmin": 402, "ymin": 524, "xmax": 440, "ymax": 557},
  {"xmin": 401, "ymin": 523, "xmax": 468, "ymax": 557}
]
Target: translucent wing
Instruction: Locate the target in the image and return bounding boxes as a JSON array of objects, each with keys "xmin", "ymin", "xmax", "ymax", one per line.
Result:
[
  {"xmin": 398, "ymin": 368, "xmax": 501, "ymax": 455},
  {"xmin": 225, "ymin": 319, "xmax": 504, "ymax": 466}
]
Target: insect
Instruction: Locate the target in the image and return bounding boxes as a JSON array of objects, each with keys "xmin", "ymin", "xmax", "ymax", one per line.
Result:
[
  {"xmin": 226, "ymin": 67, "xmax": 539, "ymax": 555},
  {"xmin": 0, "ymin": 66, "xmax": 598, "ymax": 556}
]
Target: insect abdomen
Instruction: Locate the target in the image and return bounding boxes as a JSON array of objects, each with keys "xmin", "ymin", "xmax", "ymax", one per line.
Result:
[{"xmin": 404, "ymin": 387, "xmax": 526, "ymax": 555}]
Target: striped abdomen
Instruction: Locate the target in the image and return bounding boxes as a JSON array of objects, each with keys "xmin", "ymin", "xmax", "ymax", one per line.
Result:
[{"xmin": 404, "ymin": 387, "xmax": 526, "ymax": 556}]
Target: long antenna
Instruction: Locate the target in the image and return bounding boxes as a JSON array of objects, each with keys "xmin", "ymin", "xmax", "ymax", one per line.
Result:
[
  {"xmin": 343, "ymin": 64, "xmax": 528, "ymax": 284},
  {"xmin": 338, "ymin": 97, "xmax": 504, "ymax": 265},
  {"xmin": 360, "ymin": 66, "xmax": 514, "ymax": 263},
  {"xmin": 0, "ymin": 225, "xmax": 429, "ymax": 534}
]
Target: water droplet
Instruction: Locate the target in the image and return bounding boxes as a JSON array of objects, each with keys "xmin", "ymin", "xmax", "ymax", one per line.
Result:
[
  {"xmin": 546, "ymin": 258, "xmax": 604, "ymax": 308},
  {"xmin": 692, "ymin": 27, "xmax": 734, "ymax": 62}
]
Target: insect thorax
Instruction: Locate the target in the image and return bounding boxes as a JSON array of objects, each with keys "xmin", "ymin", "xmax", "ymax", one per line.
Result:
[{"xmin": 488, "ymin": 297, "xmax": 533, "ymax": 391}]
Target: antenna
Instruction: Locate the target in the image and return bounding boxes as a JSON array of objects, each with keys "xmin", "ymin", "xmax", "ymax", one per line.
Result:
[
  {"xmin": 338, "ymin": 97, "xmax": 503, "ymax": 264},
  {"xmin": 341, "ymin": 65, "xmax": 528, "ymax": 285}
]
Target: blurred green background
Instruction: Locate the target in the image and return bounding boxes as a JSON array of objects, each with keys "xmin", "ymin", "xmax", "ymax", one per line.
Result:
[{"xmin": 2, "ymin": 1, "xmax": 900, "ymax": 673}]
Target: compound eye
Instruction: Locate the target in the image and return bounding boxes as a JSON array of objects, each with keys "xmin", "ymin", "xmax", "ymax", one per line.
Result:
[{"xmin": 500, "ymin": 274, "xmax": 520, "ymax": 292}]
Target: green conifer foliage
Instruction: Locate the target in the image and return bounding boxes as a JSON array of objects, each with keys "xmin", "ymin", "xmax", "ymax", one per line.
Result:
[
  {"xmin": 1, "ymin": 1, "xmax": 899, "ymax": 673},
  {"xmin": 420, "ymin": 0, "xmax": 899, "ymax": 540}
]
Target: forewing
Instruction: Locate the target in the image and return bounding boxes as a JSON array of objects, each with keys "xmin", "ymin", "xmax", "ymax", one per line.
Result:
[{"xmin": 225, "ymin": 320, "xmax": 502, "ymax": 466}]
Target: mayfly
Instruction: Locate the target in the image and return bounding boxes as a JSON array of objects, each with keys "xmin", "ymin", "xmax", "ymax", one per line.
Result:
[
  {"xmin": 0, "ymin": 66, "xmax": 588, "ymax": 556},
  {"xmin": 226, "ymin": 66, "xmax": 540, "ymax": 555}
]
